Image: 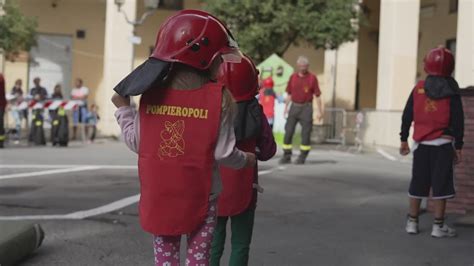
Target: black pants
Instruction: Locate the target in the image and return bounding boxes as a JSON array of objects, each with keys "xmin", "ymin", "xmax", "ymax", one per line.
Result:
[
  {"xmin": 283, "ymin": 103, "xmax": 313, "ymax": 152},
  {"xmin": 0, "ymin": 109, "xmax": 5, "ymax": 147},
  {"xmin": 409, "ymin": 144, "xmax": 455, "ymax": 199}
]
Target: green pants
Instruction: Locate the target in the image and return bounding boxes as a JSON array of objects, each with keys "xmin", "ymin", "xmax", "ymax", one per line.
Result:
[{"xmin": 210, "ymin": 208, "xmax": 255, "ymax": 266}]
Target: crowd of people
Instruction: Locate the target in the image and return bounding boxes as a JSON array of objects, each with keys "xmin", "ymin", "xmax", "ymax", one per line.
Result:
[{"xmin": 0, "ymin": 75, "xmax": 99, "ymax": 147}]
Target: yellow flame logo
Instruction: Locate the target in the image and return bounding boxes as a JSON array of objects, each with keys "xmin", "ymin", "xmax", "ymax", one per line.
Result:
[{"xmin": 158, "ymin": 120, "xmax": 185, "ymax": 159}]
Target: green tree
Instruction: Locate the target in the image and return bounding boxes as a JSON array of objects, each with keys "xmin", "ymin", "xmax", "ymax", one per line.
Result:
[
  {"xmin": 0, "ymin": 0, "xmax": 37, "ymax": 60},
  {"xmin": 204, "ymin": 0, "xmax": 358, "ymax": 63}
]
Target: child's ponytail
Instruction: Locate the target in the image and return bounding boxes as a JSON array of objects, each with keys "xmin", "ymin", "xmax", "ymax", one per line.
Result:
[{"xmin": 221, "ymin": 88, "xmax": 237, "ymax": 122}]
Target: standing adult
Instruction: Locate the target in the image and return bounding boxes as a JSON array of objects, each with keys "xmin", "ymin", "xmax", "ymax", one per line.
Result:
[
  {"xmin": 280, "ymin": 56, "xmax": 323, "ymax": 165},
  {"xmin": 30, "ymin": 77, "xmax": 48, "ymax": 101},
  {"xmin": 49, "ymin": 84, "xmax": 65, "ymax": 123},
  {"xmin": 71, "ymin": 78, "xmax": 89, "ymax": 140},
  {"xmin": 51, "ymin": 84, "xmax": 64, "ymax": 100},
  {"xmin": 0, "ymin": 74, "xmax": 6, "ymax": 148},
  {"xmin": 9, "ymin": 79, "xmax": 26, "ymax": 142}
]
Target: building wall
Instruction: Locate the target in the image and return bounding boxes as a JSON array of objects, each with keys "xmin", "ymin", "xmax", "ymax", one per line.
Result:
[
  {"xmin": 7, "ymin": 0, "xmax": 106, "ymax": 104},
  {"xmin": 417, "ymin": 0, "xmax": 458, "ymax": 80},
  {"xmin": 357, "ymin": 0, "xmax": 380, "ymax": 109},
  {"xmin": 3, "ymin": 54, "xmax": 28, "ymax": 92}
]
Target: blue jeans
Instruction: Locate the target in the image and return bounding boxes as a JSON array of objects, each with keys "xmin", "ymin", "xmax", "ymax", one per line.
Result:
[
  {"xmin": 10, "ymin": 109, "xmax": 22, "ymax": 139},
  {"xmin": 73, "ymin": 105, "xmax": 88, "ymax": 125}
]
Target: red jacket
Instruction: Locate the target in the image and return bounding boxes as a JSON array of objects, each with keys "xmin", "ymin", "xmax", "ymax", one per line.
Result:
[
  {"xmin": 259, "ymin": 88, "xmax": 276, "ymax": 119},
  {"xmin": 286, "ymin": 72, "xmax": 321, "ymax": 103},
  {"xmin": 413, "ymin": 80, "xmax": 450, "ymax": 142},
  {"xmin": 138, "ymin": 83, "xmax": 223, "ymax": 235}
]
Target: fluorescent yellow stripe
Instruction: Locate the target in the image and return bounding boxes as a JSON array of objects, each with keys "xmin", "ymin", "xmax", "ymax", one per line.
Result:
[
  {"xmin": 58, "ymin": 108, "xmax": 66, "ymax": 116},
  {"xmin": 282, "ymin": 144, "xmax": 292, "ymax": 150},
  {"xmin": 35, "ymin": 121, "xmax": 43, "ymax": 126},
  {"xmin": 0, "ymin": 135, "xmax": 5, "ymax": 141},
  {"xmin": 300, "ymin": 145, "xmax": 311, "ymax": 151}
]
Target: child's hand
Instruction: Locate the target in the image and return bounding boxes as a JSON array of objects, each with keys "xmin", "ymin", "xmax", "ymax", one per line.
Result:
[
  {"xmin": 244, "ymin": 152, "xmax": 256, "ymax": 168},
  {"xmin": 111, "ymin": 93, "xmax": 130, "ymax": 108},
  {"xmin": 253, "ymin": 183, "xmax": 264, "ymax": 193},
  {"xmin": 400, "ymin": 141, "xmax": 410, "ymax": 156},
  {"xmin": 454, "ymin": 149, "xmax": 463, "ymax": 165}
]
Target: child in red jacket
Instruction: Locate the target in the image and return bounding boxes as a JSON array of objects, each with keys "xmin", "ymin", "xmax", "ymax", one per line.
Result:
[
  {"xmin": 210, "ymin": 55, "xmax": 276, "ymax": 265},
  {"xmin": 258, "ymin": 77, "xmax": 277, "ymax": 129},
  {"xmin": 112, "ymin": 10, "xmax": 256, "ymax": 265},
  {"xmin": 400, "ymin": 47, "xmax": 464, "ymax": 238}
]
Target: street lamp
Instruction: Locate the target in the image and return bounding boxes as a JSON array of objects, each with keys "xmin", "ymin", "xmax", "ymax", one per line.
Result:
[{"xmin": 114, "ymin": 0, "xmax": 159, "ymax": 26}]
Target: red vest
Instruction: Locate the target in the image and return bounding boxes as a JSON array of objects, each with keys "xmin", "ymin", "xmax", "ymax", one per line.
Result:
[
  {"xmin": 259, "ymin": 89, "xmax": 275, "ymax": 119},
  {"xmin": 413, "ymin": 80, "xmax": 450, "ymax": 142},
  {"xmin": 138, "ymin": 83, "xmax": 223, "ymax": 235},
  {"xmin": 218, "ymin": 138, "xmax": 256, "ymax": 217}
]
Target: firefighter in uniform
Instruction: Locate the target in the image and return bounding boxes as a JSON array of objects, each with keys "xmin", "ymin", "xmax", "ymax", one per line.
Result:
[
  {"xmin": 0, "ymin": 74, "xmax": 6, "ymax": 148},
  {"xmin": 211, "ymin": 55, "xmax": 276, "ymax": 266},
  {"xmin": 280, "ymin": 56, "xmax": 323, "ymax": 164},
  {"xmin": 111, "ymin": 10, "xmax": 256, "ymax": 265},
  {"xmin": 401, "ymin": 47, "xmax": 464, "ymax": 238}
]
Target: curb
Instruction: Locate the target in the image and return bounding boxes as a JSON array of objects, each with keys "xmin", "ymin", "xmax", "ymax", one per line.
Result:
[
  {"xmin": 454, "ymin": 214, "xmax": 474, "ymax": 228},
  {"xmin": 0, "ymin": 222, "xmax": 44, "ymax": 266}
]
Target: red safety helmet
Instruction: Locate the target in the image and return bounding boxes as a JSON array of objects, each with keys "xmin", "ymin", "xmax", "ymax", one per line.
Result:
[
  {"xmin": 423, "ymin": 47, "xmax": 455, "ymax": 77},
  {"xmin": 151, "ymin": 9, "xmax": 241, "ymax": 70},
  {"xmin": 217, "ymin": 54, "xmax": 259, "ymax": 102},
  {"xmin": 262, "ymin": 77, "xmax": 274, "ymax": 88}
]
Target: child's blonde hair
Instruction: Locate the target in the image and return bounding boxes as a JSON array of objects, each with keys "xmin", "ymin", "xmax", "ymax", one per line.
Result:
[{"xmin": 164, "ymin": 63, "xmax": 236, "ymax": 121}]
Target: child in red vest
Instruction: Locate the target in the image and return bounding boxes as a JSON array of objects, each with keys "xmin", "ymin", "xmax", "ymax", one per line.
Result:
[
  {"xmin": 210, "ymin": 55, "xmax": 276, "ymax": 265},
  {"xmin": 400, "ymin": 47, "xmax": 464, "ymax": 238},
  {"xmin": 258, "ymin": 77, "xmax": 277, "ymax": 129},
  {"xmin": 111, "ymin": 10, "xmax": 256, "ymax": 265}
]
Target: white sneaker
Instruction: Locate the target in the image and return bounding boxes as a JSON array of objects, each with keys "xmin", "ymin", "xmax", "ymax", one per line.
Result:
[
  {"xmin": 406, "ymin": 219, "xmax": 419, "ymax": 234},
  {"xmin": 431, "ymin": 223, "xmax": 457, "ymax": 238}
]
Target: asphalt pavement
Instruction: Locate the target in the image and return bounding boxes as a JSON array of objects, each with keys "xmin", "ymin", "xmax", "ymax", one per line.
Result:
[{"xmin": 0, "ymin": 141, "xmax": 473, "ymax": 266}]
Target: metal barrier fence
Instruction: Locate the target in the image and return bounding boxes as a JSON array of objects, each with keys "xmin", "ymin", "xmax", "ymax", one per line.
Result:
[
  {"xmin": 313, "ymin": 108, "xmax": 364, "ymax": 152},
  {"xmin": 323, "ymin": 108, "xmax": 347, "ymax": 145}
]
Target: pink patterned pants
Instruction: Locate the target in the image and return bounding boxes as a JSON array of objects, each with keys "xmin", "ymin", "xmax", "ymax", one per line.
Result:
[{"xmin": 153, "ymin": 201, "xmax": 217, "ymax": 266}]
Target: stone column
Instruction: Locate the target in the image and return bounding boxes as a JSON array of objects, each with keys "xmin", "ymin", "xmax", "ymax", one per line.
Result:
[
  {"xmin": 376, "ymin": 0, "xmax": 420, "ymax": 110},
  {"xmin": 324, "ymin": 42, "xmax": 359, "ymax": 110},
  {"xmin": 455, "ymin": 0, "xmax": 474, "ymax": 88},
  {"xmin": 98, "ymin": 0, "xmax": 137, "ymax": 136}
]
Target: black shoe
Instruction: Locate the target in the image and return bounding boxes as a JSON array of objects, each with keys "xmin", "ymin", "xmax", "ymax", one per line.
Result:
[
  {"xmin": 294, "ymin": 152, "xmax": 309, "ymax": 165},
  {"xmin": 279, "ymin": 153, "xmax": 292, "ymax": 164}
]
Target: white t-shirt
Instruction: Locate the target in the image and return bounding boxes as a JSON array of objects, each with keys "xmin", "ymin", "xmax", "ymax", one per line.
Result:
[{"xmin": 71, "ymin": 86, "xmax": 89, "ymax": 106}]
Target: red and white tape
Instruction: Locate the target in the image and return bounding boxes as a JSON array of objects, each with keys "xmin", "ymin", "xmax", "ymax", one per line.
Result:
[{"xmin": 17, "ymin": 100, "xmax": 81, "ymax": 111}]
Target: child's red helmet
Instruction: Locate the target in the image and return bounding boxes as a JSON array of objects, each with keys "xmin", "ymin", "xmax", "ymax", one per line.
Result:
[
  {"xmin": 151, "ymin": 9, "xmax": 241, "ymax": 70},
  {"xmin": 217, "ymin": 54, "xmax": 259, "ymax": 102},
  {"xmin": 262, "ymin": 77, "xmax": 274, "ymax": 88},
  {"xmin": 423, "ymin": 47, "xmax": 455, "ymax": 77}
]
